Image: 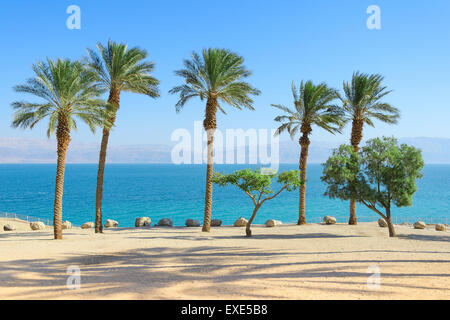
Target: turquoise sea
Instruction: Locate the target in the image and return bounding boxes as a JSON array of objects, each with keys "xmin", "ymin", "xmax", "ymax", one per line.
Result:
[{"xmin": 0, "ymin": 164, "xmax": 449, "ymax": 227}]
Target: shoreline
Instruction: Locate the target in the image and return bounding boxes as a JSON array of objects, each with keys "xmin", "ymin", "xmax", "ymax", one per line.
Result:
[
  {"xmin": 0, "ymin": 221, "xmax": 449, "ymax": 299},
  {"xmin": 1, "ymin": 217, "xmax": 449, "ymax": 233}
]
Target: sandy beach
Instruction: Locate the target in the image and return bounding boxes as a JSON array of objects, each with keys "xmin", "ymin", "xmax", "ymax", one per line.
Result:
[{"xmin": 0, "ymin": 219, "xmax": 449, "ymax": 300}]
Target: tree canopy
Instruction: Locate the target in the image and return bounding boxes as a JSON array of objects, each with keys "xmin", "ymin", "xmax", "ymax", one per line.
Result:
[
  {"xmin": 169, "ymin": 48, "xmax": 260, "ymax": 114},
  {"xmin": 321, "ymin": 137, "xmax": 424, "ymax": 237},
  {"xmin": 212, "ymin": 169, "xmax": 302, "ymax": 236},
  {"xmin": 212, "ymin": 169, "xmax": 302, "ymax": 206},
  {"xmin": 85, "ymin": 40, "xmax": 160, "ymax": 99},
  {"xmin": 12, "ymin": 58, "xmax": 110, "ymax": 136},
  {"xmin": 273, "ymin": 81, "xmax": 344, "ymax": 139},
  {"xmin": 339, "ymin": 72, "xmax": 400, "ymax": 127}
]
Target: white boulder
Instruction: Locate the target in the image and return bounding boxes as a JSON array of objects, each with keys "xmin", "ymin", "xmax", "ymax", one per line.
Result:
[
  {"xmin": 105, "ymin": 219, "xmax": 119, "ymax": 228},
  {"xmin": 30, "ymin": 221, "xmax": 46, "ymax": 230},
  {"xmin": 81, "ymin": 222, "xmax": 94, "ymax": 229},
  {"xmin": 265, "ymin": 220, "xmax": 282, "ymax": 227},
  {"xmin": 435, "ymin": 224, "xmax": 446, "ymax": 232},
  {"xmin": 378, "ymin": 219, "xmax": 388, "ymax": 228},
  {"xmin": 234, "ymin": 217, "xmax": 248, "ymax": 227},
  {"xmin": 135, "ymin": 217, "xmax": 151, "ymax": 227},
  {"xmin": 323, "ymin": 216, "xmax": 337, "ymax": 225},
  {"xmin": 3, "ymin": 224, "xmax": 16, "ymax": 231},
  {"xmin": 62, "ymin": 221, "xmax": 72, "ymax": 230},
  {"xmin": 413, "ymin": 221, "xmax": 426, "ymax": 229}
]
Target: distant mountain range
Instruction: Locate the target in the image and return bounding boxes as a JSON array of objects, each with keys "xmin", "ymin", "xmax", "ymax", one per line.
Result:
[{"xmin": 0, "ymin": 137, "xmax": 449, "ymax": 164}]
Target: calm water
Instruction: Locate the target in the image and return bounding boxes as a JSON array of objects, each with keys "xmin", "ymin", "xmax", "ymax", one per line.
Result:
[{"xmin": 0, "ymin": 164, "xmax": 449, "ymax": 226}]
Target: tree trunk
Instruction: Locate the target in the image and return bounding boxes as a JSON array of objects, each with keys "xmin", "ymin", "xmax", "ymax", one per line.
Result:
[
  {"xmin": 95, "ymin": 127, "xmax": 111, "ymax": 234},
  {"xmin": 386, "ymin": 208, "xmax": 396, "ymax": 237},
  {"xmin": 349, "ymin": 200, "xmax": 357, "ymax": 225},
  {"xmin": 202, "ymin": 97, "xmax": 218, "ymax": 232},
  {"xmin": 53, "ymin": 115, "xmax": 71, "ymax": 240},
  {"xmin": 246, "ymin": 205, "xmax": 260, "ymax": 237},
  {"xmin": 349, "ymin": 118, "xmax": 364, "ymax": 225},
  {"xmin": 298, "ymin": 129, "xmax": 311, "ymax": 225},
  {"xmin": 95, "ymin": 89, "xmax": 120, "ymax": 233}
]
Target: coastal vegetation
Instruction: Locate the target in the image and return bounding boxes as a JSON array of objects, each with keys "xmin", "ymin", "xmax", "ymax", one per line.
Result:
[
  {"xmin": 321, "ymin": 137, "xmax": 424, "ymax": 237},
  {"xmin": 338, "ymin": 72, "xmax": 400, "ymax": 225},
  {"xmin": 85, "ymin": 40, "xmax": 160, "ymax": 233},
  {"xmin": 169, "ymin": 48, "xmax": 260, "ymax": 232},
  {"xmin": 11, "ymin": 58, "xmax": 111, "ymax": 239},
  {"xmin": 9, "ymin": 40, "xmax": 421, "ymax": 240},
  {"xmin": 212, "ymin": 169, "xmax": 302, "ymax": 236},
  {"xmin": 272, "ymin": 81, "xmax": 344, "ymax": 225}
]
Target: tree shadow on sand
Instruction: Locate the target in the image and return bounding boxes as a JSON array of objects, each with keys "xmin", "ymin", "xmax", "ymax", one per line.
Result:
[
  {"xmin": 398, "ymin": 233, "xmax": 450, "ymax": 243},
  {"xmin": 1, "ymin": 245, "xmax": 449, "ymax": 299}
]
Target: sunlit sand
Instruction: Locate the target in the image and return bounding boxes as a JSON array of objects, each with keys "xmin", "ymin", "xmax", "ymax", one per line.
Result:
[{"xmin": 0, "ymin": 220, "xmax": 449, "ymax": 300}]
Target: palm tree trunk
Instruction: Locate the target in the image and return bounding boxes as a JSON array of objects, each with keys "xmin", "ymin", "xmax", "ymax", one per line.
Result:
[
  {"xmin": 246, "ymin": 205, "xmax": 260, "ymax": 237},
  {"xmin": 349, "ymin": 118, "xmax": 363, "ymax": 225},
  {"xmin": 298, "ymin": 131, "xmax": 310, "ymax": 225},
  {"xmin": 95, "ymin": 90, "xmax": 120, "ymax": 233},
  {"xmin": 95, "ymin": 127, "xmax": 111, "ymax": 233},
  {"xmin": 202, "ymin": 97, "xmax": 218, "ymax": 232},
  {"xmin": 53, "ymin": 116, "xmax": 71, "ymax": 240}
]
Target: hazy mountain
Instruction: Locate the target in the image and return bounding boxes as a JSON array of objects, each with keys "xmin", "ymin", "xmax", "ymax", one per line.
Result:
[
  {"xmin": 0, "ymin": 137, "xmax": 448, "ymax": 164},
  {"xmin": 0, "ymin": 138, "xmax": 172, "ymax": 164}
]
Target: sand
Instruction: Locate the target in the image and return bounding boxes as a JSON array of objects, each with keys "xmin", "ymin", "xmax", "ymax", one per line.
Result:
[{"xmin": 0, "ymin": 219, "xmax": 449, "ymax": 300}]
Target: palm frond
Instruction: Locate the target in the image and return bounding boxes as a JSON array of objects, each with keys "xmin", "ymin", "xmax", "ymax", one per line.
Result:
[
  {"xmin": 169, "ymin": 48, "xmax": 259, "ymax": 114},
  {"xmin": 12, "ymin": 58, "xmax": 108, "ymax": 138},
  {"xmin": 340, "ymin": 71, "xmax": 399, "ymax": 126},
  {"xmin": 272, "ymin": 80, "xmax": 342, "ymax": 139}
]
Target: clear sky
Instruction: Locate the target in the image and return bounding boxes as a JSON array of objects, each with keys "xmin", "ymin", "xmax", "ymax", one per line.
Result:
[{"xmin": 0, "ymin": 0, "xmax": 449, "ymax": 146}]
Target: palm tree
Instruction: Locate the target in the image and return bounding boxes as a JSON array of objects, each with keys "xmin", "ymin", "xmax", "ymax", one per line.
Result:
[
  {"xmin": 169, "ymin": 48, "xmax": 260, "ymax": 232},
  {"xmin": 85, "ymin": 40, "xmax": 160, "ymax": 233},
  {"xmin": 272, "ymin": 81, "xmax": 344, "ymax": 225},
  {"xmin": 12, "ymin": 58, "xmax": 108, "ymax": 240},
  {"xmin": 340, "ymin": 72, "xmax": 400, "ymax": 225}
]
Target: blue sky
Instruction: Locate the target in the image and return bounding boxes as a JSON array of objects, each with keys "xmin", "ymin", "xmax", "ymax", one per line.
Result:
[{"xmin": 0, "ymin": 0, "xmax": 449, "ymax": 146}]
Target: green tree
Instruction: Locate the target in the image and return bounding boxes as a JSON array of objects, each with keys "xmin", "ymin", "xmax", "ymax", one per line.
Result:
[
  {"xmin": 12, "ymin": 58, "xmax": 109, "ymax": 240},
  {"xmin": 170, "ymin": 48, "xmax": 260, "ymax": 232},
  {"xmin": 321, "ymin": 137, "xmax": 424, "ymax": 237},
  {"xmin": 86, "ymin": 40, "xmax": 160, "ymax": 233},
  {"xmin": 340, "ymin": 72, "xmax": 400, "ymax": 225},
  {"xmin": 272, "ymin": 81, "xmax": 344, "ymax": 225},
  {"xmin": 212, "ymin": 169, "xmax": 302, "ymax": 237}
]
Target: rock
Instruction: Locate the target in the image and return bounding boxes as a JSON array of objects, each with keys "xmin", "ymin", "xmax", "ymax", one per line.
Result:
[
  {"xmin": 435, "ymin": 224, "xmax": 446, "ymax": 232},
  {"xmin": 265, "ymin": 220, "xmax": 282, "ymax": 227},
  {"xmin": 211, "ymin": 219, "xmax": 222, "ymax": 227},
  {"xmin": 30, "ymin": 221, "xmax": 46, "ymax": 230},
  {"xmin": 413, "ymin": 221, "xmax": 426, "ymax": 229},
  {"xmin": 185, "ymin": 219, "xmax": 201, "ymax": 227},
  {"xmin": 135, "ymin": 217, "xmax": 151, "ymax": 227},
  {"xmin": 234, "ymin": 217, "xmax": 248, "ymax": 227},
  {"xmin": 81, "ymin": 222, "xmax": 94, "ymax": 229},
  {"xmin": 157, "ymin": 218, "xmax": 173, "ymax": 227},
  {"xmin": 62, "ymin": 221, "xmax": 72, "ymax": 230},
  {"xmin": 323, "ymin": 216, "xmax": 336, "ymax": 225},
  {"xmin": 3, "ymin": 224, "xmax": 16, "ymax": 231},
  {"xmin": 378, "ymin": 219, "xmax": 388, "ymax": 228},
  {"xmin": 105, "ymin": 219, "xmax": 119, "ymax": 228}
]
